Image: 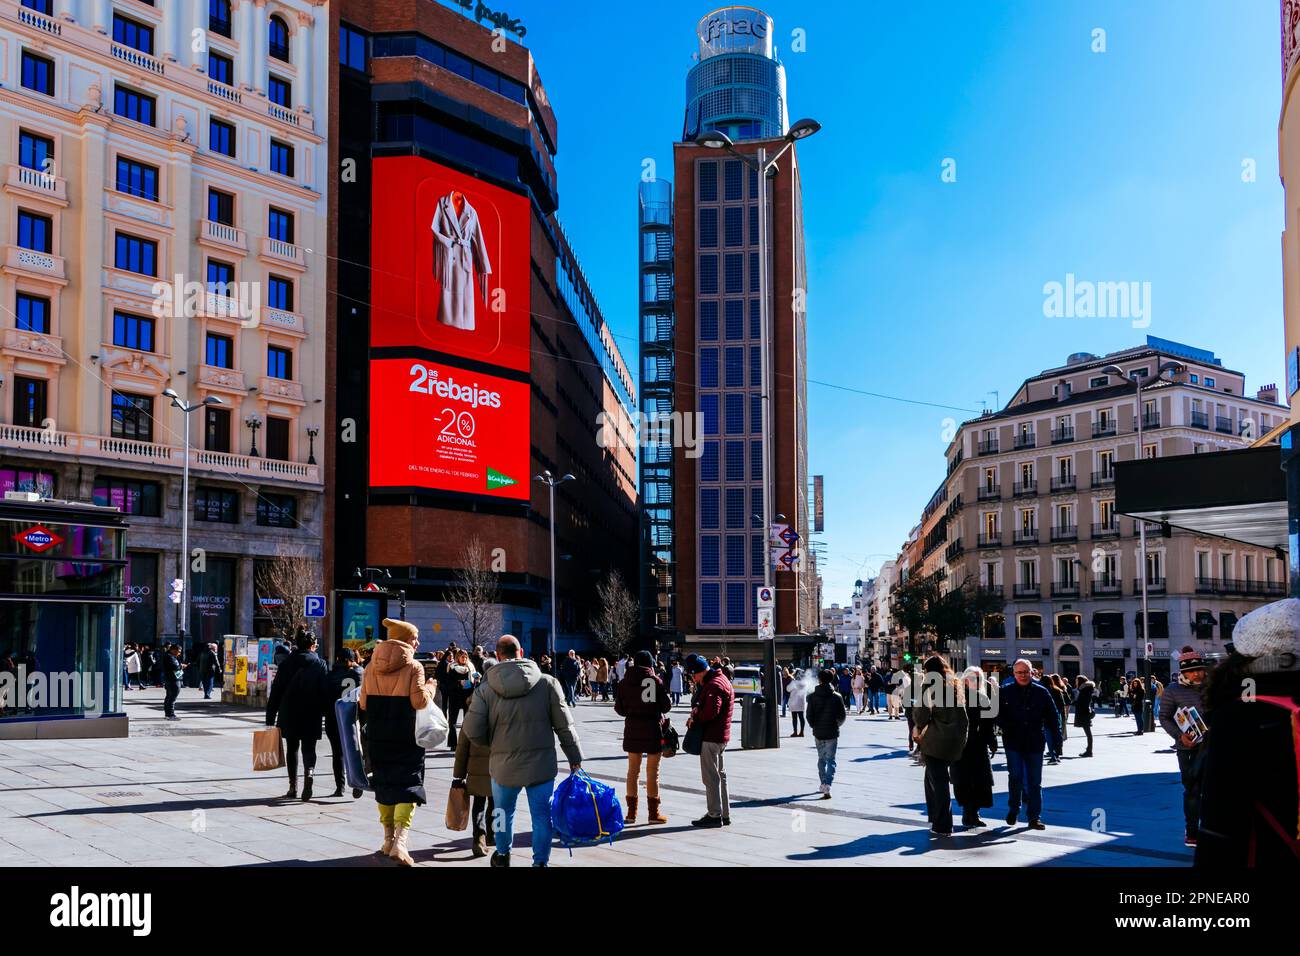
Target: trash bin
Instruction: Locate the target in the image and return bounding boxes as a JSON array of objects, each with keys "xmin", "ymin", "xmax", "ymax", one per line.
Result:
[{"xmin": 741, "ymin": 694, "xmax": 768, "ymax": 749}]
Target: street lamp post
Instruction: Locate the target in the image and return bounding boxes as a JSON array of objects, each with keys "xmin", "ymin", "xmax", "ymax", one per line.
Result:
[
  {"xmin": 534, "ymin": 470, "xmax": 574, "ymax": 665},
  {"xmin": 1101, "ymin": 360, "xmax": 1183, "ymax": 733},
  {"xmin": 164, "ymin": 388, "xmax": 224, "ymax": 665},
  {"xmin": 306, "ymin": 426, "xmax": 319, "ymax": 465},
  {"xmin": 697, "ymin": 119, "xmax": 821, "ymax": 749},
  {"xmin": 245, "ymin": 414, "xmax": 263, "ymax": 457}
]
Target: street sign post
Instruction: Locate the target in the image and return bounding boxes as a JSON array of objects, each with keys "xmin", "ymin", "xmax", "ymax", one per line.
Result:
[{"xmin": 304, "ymin": 595, "xmax": 326, "ymax": 619}]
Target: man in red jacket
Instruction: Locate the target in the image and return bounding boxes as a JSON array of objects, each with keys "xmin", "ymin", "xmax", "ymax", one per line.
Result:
[{"xmin": 685, "ymin": 654, "xmax": 735, "ymax": 828}]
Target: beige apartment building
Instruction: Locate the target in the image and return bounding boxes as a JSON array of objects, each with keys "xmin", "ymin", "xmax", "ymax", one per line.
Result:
[
  {"xmin": 0, "ymin": 0, "xmax": 327, "ymax": 651},
  {"xmin": 939, "ymin": 339, "xmax": 1287, "ymax": 695}
]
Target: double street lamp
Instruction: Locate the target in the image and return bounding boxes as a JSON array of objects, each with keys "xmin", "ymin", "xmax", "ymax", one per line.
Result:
[
  {"xmin": 163, "ymin": 388, "xmax": 224, "ymax": 662},
  {"xmin": 534, "ymin": 470, "xmax": 574, "ymax": 666},
  {"xmin": 696, "ymin": 118, "xmax": 822, "ymax": 748},
  {"xmin": 1101, "ymin": 360, "xmax": 1183, "ymax": 732}
]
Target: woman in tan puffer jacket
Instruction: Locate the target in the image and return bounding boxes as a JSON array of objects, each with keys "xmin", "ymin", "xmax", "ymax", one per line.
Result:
[{"xmin": 360, "ymin": 618, "xmax": 436, "ymax": 866}]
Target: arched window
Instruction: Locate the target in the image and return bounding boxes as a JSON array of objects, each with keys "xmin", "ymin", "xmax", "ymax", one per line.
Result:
[
  {"xmin": 269, "ymin": 15, "xmax": 290, "ymax": 62},
  {"xmin": 1058, "ymin": 642, "xmax": 1080, "ymax": 657},
  {"xmin": 1054, "ymin": 612, "xmax": 1082, "ymax": 637},
  {"xmin": 209, "ymin": 0, "xmax": 231, "ymax": 38}
]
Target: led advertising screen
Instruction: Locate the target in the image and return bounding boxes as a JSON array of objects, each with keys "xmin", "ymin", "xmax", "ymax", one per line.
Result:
[
  {"xmin": 369, "ymin": 357, "xmax": 530, "ymax": 500},
  {"xmin": 370, "ymin": 155, "xmax": 531, "ymax": 373}
]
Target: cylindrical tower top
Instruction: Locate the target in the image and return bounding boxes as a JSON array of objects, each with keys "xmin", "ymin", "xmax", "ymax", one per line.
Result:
[
  {"xmin": 685, "ymin": 6, "xmax": 788, "ymax": 142},
  {"xmin": 696, "ymin": 6, "xmax": 775, "ymax": 60}
]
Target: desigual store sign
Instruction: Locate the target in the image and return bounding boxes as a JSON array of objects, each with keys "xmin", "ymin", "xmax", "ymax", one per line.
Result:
[{"xmin": 369, "ymin": 156, "xmax": 531, "ymax": 500}]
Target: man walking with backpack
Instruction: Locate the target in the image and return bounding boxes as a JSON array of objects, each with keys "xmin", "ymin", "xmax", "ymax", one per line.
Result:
[
  {"xmin": 463, "ymin": 635, "xmax": 583, "ymax": 867},
  {"xmin": 806, "ymin": 669, "xmax": 847, "ymax": 798}
]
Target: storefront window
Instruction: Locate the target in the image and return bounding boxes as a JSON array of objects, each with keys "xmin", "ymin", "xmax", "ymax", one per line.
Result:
[
  {"xmin": 124, "ymin": 552, "xmax": 158, "ymax": 646},
  {"xmin": 189, "ymin": 557, "xmax": 235, "ymax": 652}
]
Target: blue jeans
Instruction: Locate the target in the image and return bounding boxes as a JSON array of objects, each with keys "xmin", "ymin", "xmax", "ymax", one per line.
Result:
[
  {"xmin": 1005, "ymin": 748, "xmax": 1044, "ymax": 822},
  {"xmin": 202, "ymin": 675, "xmax": 215, "ymax": 698},
  {"xmin": 491, "ymin": 779, "xmax": 555, "ymax": 865},
  {"xmin": 1134, "ymin": 706, "xmax": 1145, "ymax": 733},
  {"xmin": 815, "ymin": 737, "xmax": 838, "ymax": 788}
]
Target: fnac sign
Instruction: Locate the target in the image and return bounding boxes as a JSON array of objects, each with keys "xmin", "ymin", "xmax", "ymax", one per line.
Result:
[{"xmin": 13, "ymin": 524, "xmax": 63, "ymax": 553}]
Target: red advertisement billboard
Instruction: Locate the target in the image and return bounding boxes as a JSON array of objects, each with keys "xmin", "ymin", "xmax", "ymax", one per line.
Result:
[
  {"xmin": 370, "ymin": 156, "xmax": 531, "ymax": 373},
  {"xmin": 369, "ymin": 357, "xmax": 530, "ymax": 500}
]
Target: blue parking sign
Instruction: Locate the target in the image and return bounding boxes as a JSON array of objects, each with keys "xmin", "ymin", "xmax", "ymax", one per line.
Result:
[{"xmin": 304, "ymin": 595, "xmax": 327, "ymax": 618}]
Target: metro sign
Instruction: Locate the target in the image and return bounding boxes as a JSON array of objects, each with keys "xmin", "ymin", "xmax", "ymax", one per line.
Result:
[{"xmin": 13, "ymin": 524, "xmax": 63, "ymax": 553}]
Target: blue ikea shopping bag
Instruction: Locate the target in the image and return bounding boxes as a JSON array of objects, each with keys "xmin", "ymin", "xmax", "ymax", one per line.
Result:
[{"xmin": 551, "ymin": 769, "xmax": 624, "ymax": 850}]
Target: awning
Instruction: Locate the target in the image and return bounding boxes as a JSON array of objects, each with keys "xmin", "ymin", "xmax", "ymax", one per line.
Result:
[{"xmin": 1114, "ymin": 446, "xmax": 1287, "ymax": 551}]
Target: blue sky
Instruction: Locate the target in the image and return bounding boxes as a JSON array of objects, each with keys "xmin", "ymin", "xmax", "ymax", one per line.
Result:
[{"xmin": 514, "ymin": 0, "xmax": 1286, "ymax": 604}]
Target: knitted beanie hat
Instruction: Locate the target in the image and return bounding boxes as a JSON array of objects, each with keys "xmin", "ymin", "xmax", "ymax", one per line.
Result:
[
  {"xmin": 1230, "ymin": 598, "xmax": 1300, "ymax": 673},
  {"xmin": 381, "ymin": 618, "xmax": 420, "ymax": 645}
]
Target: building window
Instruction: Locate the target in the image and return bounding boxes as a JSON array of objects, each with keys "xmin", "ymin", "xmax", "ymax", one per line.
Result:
[
  {"xmin": 21, "ymin": 51, "xmax": 55, "ymax": 96},
  {"xmin": 698, "ymin": 301, "xmax": 718, "ymax": 341},
  {"xmin": 267, "ymin": 276, "xmax": 293, "ymax": 311},
  {"xmin": 257, "ymin": 492, "xmax": 297, "ymax": 527},
  {"xmin": 110, "ymin": 391, "xmax": 153, "ymax": 442},
  {"xmin": 268, "ymin": 15, "xmax": 291, "ymax": 61},
  {"xmin": 268, "ymin": 75, "xmax": 291, "ymax": 107},
  {"xmin": 701, "ymin": 582, "xmax": 720, "ymax": 625},
  {"xmin": 726, "ymin": 582, "xmax": 747, "ymax": 625},
  {"xmin": 724, "ymin": 300, "xmax": 744, "ymax": 340},
  {"xmin": 698, "ymin": 255, "xmax": 717, "ymax": 294},
  {"xmin": 700, "ymin": 441, "xmax": 719, "ymax": 482},
  {"xmin": 210, "ymin": 118, "xmax": 236, "ymax": 157},
  {"xmin": 115, "ymin": 156, "xmax": 159, "ymax": 201},
  {"xmin": 268, "ymin": 208, "xmax": 295, "ymax": 243},
  {"xmin": 207, "ymin": 259, "xmax": 235, "ymax": 295},
  {"xmin": 265, "ymin": 417, "xmax": 290, "ymax": 460},
  {"xmin": 194, "ymin": 487, "xmax": 239, "ymax": 523},
  {"xmin": 700, "ymin": 488, "xmax": 719, "ymax": 529},
  {"xmin": 267, "ymin": 345, "xmax": 293, "ymax": 380},
  {"xmin": 750, "ymin": 395, "xmax": 762, "ymax": 435},
  {"xmin": 724, "ymin": 206, "xmax": 743, "ymax": 246},
  {"xmin": 724, "ymin": 393, "xmax": 744, "ymax": 434},
  {"xmin": 114, "ymin": 86, "xmax": 156, "ymax": 125},
  {"xmin": 19, "ymin": 130, "xmax": 53, "ymax": 172},
  {"xmin": 205, "ymin": 333, "xmax": 233, "ymax": 368},
  {"xmin": 339, "ymin": 23, "xmax": 368, "ymax": 71},
  {"xmin": 750, "ymin": 298, "xmax": 760, "ymax": 338},
  {"xmin": 0, "ymin": 467, "xmax": 55, "ymax": 496},
  {"xmin": 208, "ymin": 188, "xmax": 235, "ymax": 225},
  {"xmin": 269, "ymin": 140, "xmax": 294, "ymax": 177},
  {"xmin": 699, "ymin": 348, "xmax": 719, "ymax": 389},
  {"xmin": 1089, "ymin": 376, "xmax": 1108, "ymax": 388},
  {"xmin": 700, "ymin": 536, "xmax": 719, "ymax": 576},
  {"xmin": 749, "ymin": 204, "xmax": 759, "ymax": 244},
  {"xmin": 93, "ymin": 477, "xmax": 160, "ymax": 516},
  {"xmin": 1204, "ymin": 376, "xmax": 1216, "ymax": 388},
  {"xmin": 750, "ymin": 439, "xmax": 763, "ymax": 480},
  {"xmin": 112, "ymin": 14, "xmax": 154, "ymax": 54},
  {"xmin": 17, "ymin": 210, "xmax": 52, "ymax": 254},
  {"xmin": 700, "ymin": 394, "xmax": 718, "ymax": 434},
  {"xmin": 724, "ymin": 347, "xmax": 743, "ymax": 388},
  {"xmin": 749, "ymin": 252, "xmax": 759, "ymax": 292},
  {"xmin": 205, "ymin": 406, "xmax": 230, "ymax": 452},
  {"xmin": 113, "ymin": 311, "xmax": 155, "ymax": 352},
  {"xmin": 1190, "ymin": 373, "xmax": 1199, "ymax": 384},
  {"xmin": 725, "ymin": 439, "xmax": 744, "ymax": 481},
  {"xmin": 16, "ymin": 292, "xmax": 50, "ymax": 333},
  {"xmin": 725, "ymin": 487, "xmax": 745, "ymax": 528},
  {"xmin": 724, "ymin": 253, "xmax": 743, "ymax": 293},
  {"xmin": 12, "ymin": 377, "xmax": 47, "ymax": 428},
  {"xmin": 114, "ymin": 233, "xmax": 158, "ymax": 276},
  {"xmin": 699, "ymin": 208, "xmax": 718, "ymax": 248},
  {"xmin": 208, "ymin": 51, "xmax": 234, "ymax": 85},
  {"xmin": 209, "ymin": 0, "xmax": 232, "ymax": 38},
  {"xmin": 21, "ymin": 0, "xmax": 54, "ymax": 13},
  {"xmin": 723, "ymin": 160, "xmax": 743, "ymax": 201},
  {"xmin": 698, "ymin": 161, "xmax": 717, "ymax": 202}
]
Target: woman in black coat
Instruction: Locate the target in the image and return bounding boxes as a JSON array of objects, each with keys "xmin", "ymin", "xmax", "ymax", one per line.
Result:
[
  {"xmin": 953, "ymin": 668, "xmax": 997, "ymax": 828},
  {"xmin": 1073, "ymin": 675, "xmax": 1096, "ymax": 757},
  {"xmin": 265, "ymin": 631, "xmax": 328, "ymax": 801},
  {"xmin": 614, "ymin": 650, "xmax": 672, "ymax": 825}
]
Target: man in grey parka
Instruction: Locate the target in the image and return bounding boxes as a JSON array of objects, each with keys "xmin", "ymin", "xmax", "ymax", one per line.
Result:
[{"xmin": 463, "ymin": 635, "xmax": 582, "ymax": 867}]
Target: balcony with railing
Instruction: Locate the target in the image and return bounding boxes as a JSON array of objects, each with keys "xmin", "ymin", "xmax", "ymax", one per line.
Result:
[
  {"xmin": 111, "ymin": 42, "xmax": 165, "ymax": 76},
  {"xmin": 978, "ymin": 584, "xmax": 1004, "ymax": 599},
  {"xmin": 1134, "ymin": 576, "xmax": 1166, "ymax": 594},
  {"xmin": 1013, "ymin": 527, "xmax": 1040, "ymax": 545},
  {"xmin": 1013, "ymin": 480, "xmax": 1038, "ymax": 498},
  {"xmin": 1091, "ymin": 520, "xmax": 1120, "ymax": 538},
  {"xmin": 200, "ymin": 219, "xmax": 247, "ymax": 253},
  {"xmin": 1051, "ymin": 581, "xmax": 1080, "ymax": 598},
  {"xmin": 1051, "ymin": 425, "xmax": 1074, "ymax": 444},
  {"xmin": 1190, "ymin": 410, "xmax": 1209, "ymax": 429},
  {"xmin": 1050, "ymin": 524, "xmax": 1078, "ymax": 542},
  {"xmin": 14, "ymin": 4, "xmax": 62, "ymax": 35},
  {"xmin": 976, "ymin": 483, "xmax": 1001, "ymax": 501},
  {"xmin": 1013, "ymin": 431, "xmax": 1036, "ymax": 450},
  {"xmin": 1013, "ymin": 583, "xmax": 1041, "ymax": 600},
  {"xmin": 977, "ymin": 532, "xmax": 1002, "ymax": 548},
  {"xmin": 259, "ymin": 236, "xmax": 308, "ymax": 270},
  {"xmin": 1092, "ymin": 420, "xmax": 1117, "ymax": 438},
  {"xmin": 0, "ymin": 422, "xmax": 320, "ymax": 484},
  {"xmin": 1215, "ymin": 416, "xmax": 1234, "ymax": 434},
  {"xmin": 6, "ymin": 244, "xmax": 65, "ymax": 282},
  {"xmin": 944, "ymin": 539, "xmax": 964, "ymax": 562},
  {"xmin": 5, "ymin": 163, "xmax": 68, "ymax": 204},
  {"xmin": 1090, "ymin": 579, "xmax": 1122, "ymax": 597},
  {"xmin": 1090, "ymin": 470, "xmax": 1115, "ymax": 488},
  {"xmin": 1133, "ymin": 412, "xmax": 1160, "ymax": 429},
  {"xmin": 1050, "ymin": 474, "xmax": 1076, "ymax": 492},
  {"xmin": 977, "ymin": 437, "xmax": 1000, "ymax": 455}
]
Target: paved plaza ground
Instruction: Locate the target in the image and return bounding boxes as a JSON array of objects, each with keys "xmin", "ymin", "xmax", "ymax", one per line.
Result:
[{"xmin": 0, "ymin": 689, "xmax": 1193, "ymax": 867}]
